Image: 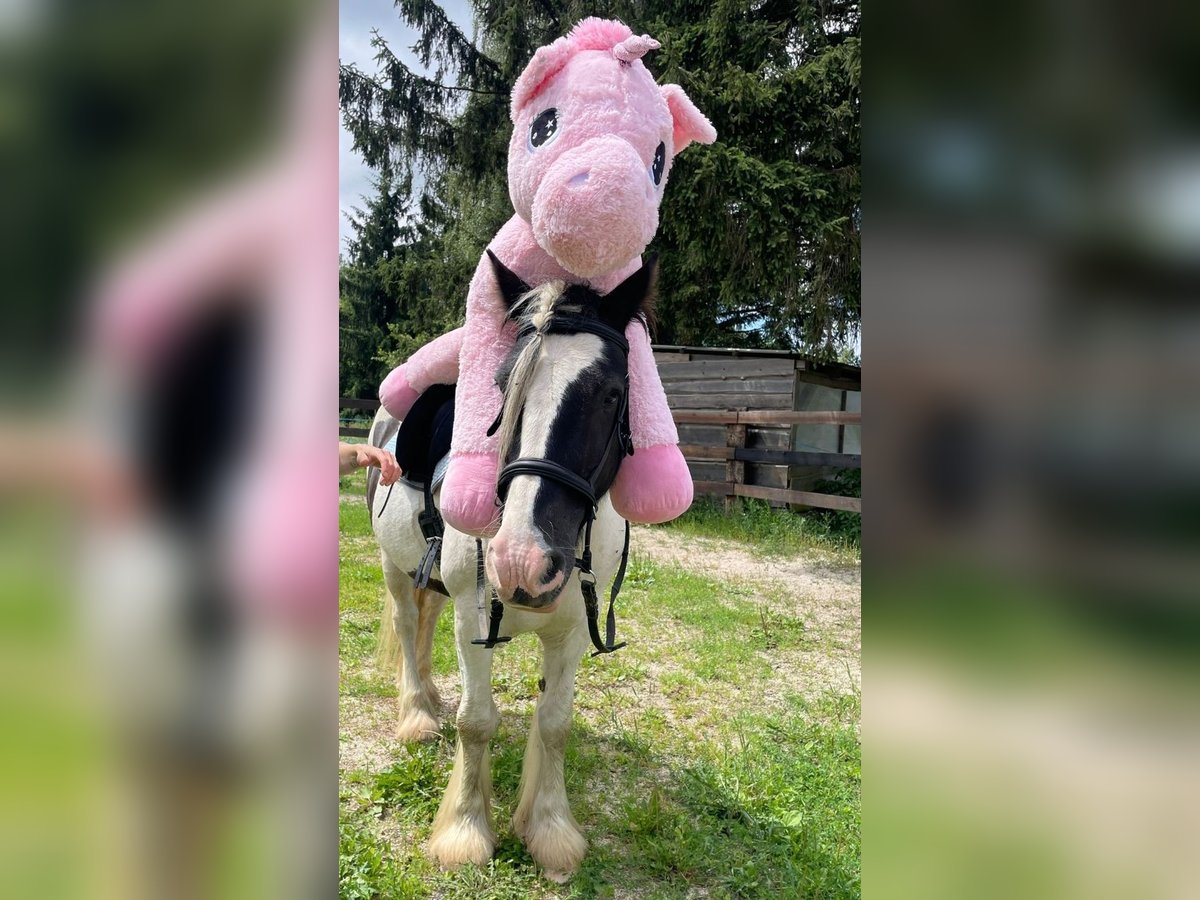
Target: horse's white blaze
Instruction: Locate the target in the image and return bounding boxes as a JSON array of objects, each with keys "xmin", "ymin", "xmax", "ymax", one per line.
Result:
[{"xmin": 490, "ymin": 333, "xmax": 603, "ymax": 584}]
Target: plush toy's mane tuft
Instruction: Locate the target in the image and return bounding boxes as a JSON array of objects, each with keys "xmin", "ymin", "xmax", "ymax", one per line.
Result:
[{"xmin": 567, "ymin": 17, "xmax": 636, "ymax": 50}]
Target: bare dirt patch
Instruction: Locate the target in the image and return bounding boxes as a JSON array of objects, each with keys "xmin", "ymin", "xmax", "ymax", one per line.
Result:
[{"xmin": 631, "ymin": 525, "xmax": 861, "ymax": 694}]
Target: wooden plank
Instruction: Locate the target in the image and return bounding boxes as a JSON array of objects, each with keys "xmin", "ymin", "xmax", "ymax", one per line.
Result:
[
  {"xmin": 657, "ymin": 359, "xmax": 797, "ymax": 380},
  {"xmin": 667, "ymin": 393, "xmax": 793, "ymax": 410},
  {"xmin": 685, "ymin": 461, "xmax": 727, "ymax": 482},
  {"xmin": 678, "ymin": 444, "xmax": 734, "ymax": 460},
  {"xmin": 735, "ymin": 448, "xmax": 861, "ymax": 469},
  {"xmin": 725, "ymin": 423, "xmax": 747, "ymax": 514},
  {"xmin": 672, "ymin": 410, "xmax": 739, "ymax": 424},
  {"xmin": 797, "ymin": 370, "xmax": 862, "ymax": 392},
  {"xmin": 745, "ymin": 464, "xmax": 788, "ymax": 488},
  {"xmin": 726, "ymin": 459, "xmax": 746, "ymax": 513},
  {"xmin": 677, "ymin": 424, "xmax": 729, "ymax": 446},
  {"xmin": 739, "ymin": 410, "xmax": 862, "ymax": 425},
  {"xmin": 677, "ymin": 427, "xmax": 795, "ymax": 453},
  {"xmin": 680, "ymin": 424, "xmax": 789, "ymax": 450},
  {"xmin": 692, "ymin": 480, "xmax": 733, "ymax": 496},
  {"xmin": 671, "ymin": 410, "xmax": 861, "ymax": 425},
  {"xmin": 340, "ymin": 397, "xmax": 379, "ymax": 411},
  {"xmin": 837, "ymin": 389, "xmax": 847, "ymax": 454},
  {"xmin": 339, "ymin": 426, "xmax": 371, "ymax": 438},
  {"xmin": 691, "ymin": 480, "xmax": 859, "ymax": 513},
  {"xmin": 735, "ymin": 483, "xmax": 861, "ymax": 513},
  {"xmin": 664, "ymin": 378, "xmax": 794, "ymax": 394},
  {"xmin": 797, "ymin": 360, "xmax": 862, "ymax": 392},
  {"xmin": 653, "ymin": 352, "xmax": 692, "ymax": 364},
  {"xmin": 747, "ymin": 427, "xmax": 792, "ymax": 450}
]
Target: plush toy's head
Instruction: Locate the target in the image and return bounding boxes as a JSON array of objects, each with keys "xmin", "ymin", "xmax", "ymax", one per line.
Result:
[{"xmin": 507, "ymin": 18, "xmax": 716, "ymax": 279}]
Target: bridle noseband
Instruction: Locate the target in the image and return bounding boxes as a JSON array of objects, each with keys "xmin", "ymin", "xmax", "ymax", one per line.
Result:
[{"xmin": 473, "ymin": 312, "xmax": 635, "ymax": 656}]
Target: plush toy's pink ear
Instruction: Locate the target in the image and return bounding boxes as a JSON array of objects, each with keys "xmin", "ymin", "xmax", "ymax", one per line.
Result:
[
  {"xmin": 511, "ymin": 18, "xmax": 636, "ymax": 122},
  {"xmin": 510, "ymin": 39, "xmax": 574, "ymax": 122},
  {"xmin": 661, "ymin": 83, "xmax": 717, "ymax": 153}
]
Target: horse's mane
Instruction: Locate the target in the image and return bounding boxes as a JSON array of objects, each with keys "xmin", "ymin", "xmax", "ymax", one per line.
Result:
[{"xmin": 495, "ymin": 280, "xmax": 568, "ymax": 475}]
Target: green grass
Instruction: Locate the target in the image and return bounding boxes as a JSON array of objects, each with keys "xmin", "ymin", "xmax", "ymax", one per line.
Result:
[
  {"xmin": 339, "ymin": 495, "xmax": 860, "ymax": 898},
  {"xmin": 661, "ymin": 496, "xmax": 860, "ymax": 559}
]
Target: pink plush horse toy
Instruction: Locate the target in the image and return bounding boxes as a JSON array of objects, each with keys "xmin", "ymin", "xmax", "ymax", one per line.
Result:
[{"xmin": 378, "ymin": 18, "xmax": 716, "ymax": 536}]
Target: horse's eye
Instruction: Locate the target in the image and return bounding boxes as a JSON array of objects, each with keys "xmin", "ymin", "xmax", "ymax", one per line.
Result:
[
  {"xmin": 651, "ymin": 142, "xmax": 666, "ymax": 185},
  {"xmin": 529, "ymin": 108, "xmax": 559, "ymax": 149},
  {"xmin": 604, "ymin": 389, "xmax": 620, "ymax": 406}
]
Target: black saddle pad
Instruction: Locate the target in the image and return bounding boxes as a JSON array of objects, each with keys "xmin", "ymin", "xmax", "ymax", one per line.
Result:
[{"xmin": 395, "ymin": 384, "xmax": 455, "ymax": 484}]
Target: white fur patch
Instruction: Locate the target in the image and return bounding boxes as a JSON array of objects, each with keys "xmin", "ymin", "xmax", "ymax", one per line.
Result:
[{"xmin": 501, "ymin": 333, "xmax": 603, "ymax": 551}]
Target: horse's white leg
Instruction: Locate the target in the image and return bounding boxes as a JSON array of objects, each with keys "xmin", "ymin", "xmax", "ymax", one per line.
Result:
[
  {"xmin": 381, "ymin": 557, "xmax": 441, "ymax": 742},
  {"xmin": 415, "ymin": 588, "xmax": 447, "ymax": 710},
  {"xmin": 428, "ymin": 608, "xmax": 498, "ymax": 868},
  {"xmin": 513, "ymin": 627, "xmax": 589, "ymax": 880}
]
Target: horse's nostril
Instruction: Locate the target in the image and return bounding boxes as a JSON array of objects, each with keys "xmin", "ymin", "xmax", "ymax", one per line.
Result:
[
  {"xmin": 567, "ymin": 170, "xmax": 590, "ymax": 187},
  {"xmin": 545, "ymin": 550, "xmax": 566, "ymax": 580}
]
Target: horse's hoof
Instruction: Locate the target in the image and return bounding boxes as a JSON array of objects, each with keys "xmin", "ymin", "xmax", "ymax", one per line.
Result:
[
  {"xmin": 428, "ymin": 816, "xmax": 495, "ymax": 869},
  {"xmin": 523, "ymin": 816, "xmax": 586, "ymax": 878},
  {"xmin": 394, "ymin": 708, "xmax": 440, "ymax": 743}
]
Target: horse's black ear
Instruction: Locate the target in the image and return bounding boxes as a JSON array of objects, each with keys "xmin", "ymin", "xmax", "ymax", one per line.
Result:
[
  {"xmin": 601, "ymin": 254, "xmax": 658, "ymax": 332},
  {"xmin": 487, "ymin": 249, "xmax": 531, "ymax": 313}
]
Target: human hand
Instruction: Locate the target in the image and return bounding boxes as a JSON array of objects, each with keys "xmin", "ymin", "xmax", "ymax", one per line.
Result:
[{"xmin": 340, "ymin": 442, "xmax": 399, "ymax": 485}]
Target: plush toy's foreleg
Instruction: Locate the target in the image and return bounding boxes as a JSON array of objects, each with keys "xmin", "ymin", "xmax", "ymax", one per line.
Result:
[
  {"xmin": 438, "ymin": 257, "xmax": 511, "ymax": 537},
  {"xmin": 378, "ymin": 327, "xmax": 464, "ymax": 419},
  {"xmin": 610, "ymin": 324, "xmax": 694, "ymax": 524}
]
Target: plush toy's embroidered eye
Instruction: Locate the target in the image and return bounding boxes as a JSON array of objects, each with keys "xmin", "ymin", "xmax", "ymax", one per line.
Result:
[
  {"xmin": 529, "ymin": 108, "xmax": 559, "ymax": 149},
  {"xmin": 651, "ymin": 142, "xmax": 666, "ymax": 185}
]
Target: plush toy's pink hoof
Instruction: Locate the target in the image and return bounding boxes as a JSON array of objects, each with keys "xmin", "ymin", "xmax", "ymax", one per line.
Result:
[
  {"xmin": 610, "ymin": 443, "xmax": 694, "ymax": 524},
  {"xmin": 440, "ymin": 453, "xmax": 502, "ymax": 537},
  {"xmin": 379, "ymin": 366, "xmax": 420, "ymax": 420}
]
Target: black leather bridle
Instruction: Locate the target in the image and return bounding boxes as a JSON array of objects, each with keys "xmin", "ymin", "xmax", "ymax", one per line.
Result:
[{"xmin": 472, "ymin": 312, "xmax": 635, "ymax": 655}]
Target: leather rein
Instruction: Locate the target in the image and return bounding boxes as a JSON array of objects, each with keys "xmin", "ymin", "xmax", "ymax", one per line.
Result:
[{"xmin": 472, "ymin": 312, "xmax": 635, "ymax": 656}]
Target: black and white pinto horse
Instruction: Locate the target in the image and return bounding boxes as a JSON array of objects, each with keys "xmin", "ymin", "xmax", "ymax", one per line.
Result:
[{"xmin": 367, "ymin": 253, "xmax": 655, "ymax": 879}]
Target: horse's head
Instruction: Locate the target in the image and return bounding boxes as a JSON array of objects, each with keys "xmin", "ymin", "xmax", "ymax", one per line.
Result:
[
  {"xmin": 506, "ymin": 18, "xmax": 715, "ymax": 279},
  {"xmin": 484, "ymin": 251, "xmax": 657, "ymax": 611}
]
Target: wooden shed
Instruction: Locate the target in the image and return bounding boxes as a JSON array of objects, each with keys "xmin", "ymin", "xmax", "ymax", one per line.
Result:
[{"xmin": 653, "ymin": 345, "xmax": 861, "ymax": 503}]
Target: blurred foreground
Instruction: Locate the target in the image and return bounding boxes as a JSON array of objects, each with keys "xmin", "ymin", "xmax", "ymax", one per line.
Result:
[
  {"xmin": 869, "ymin": 3, "xmax": 1200, "ymax": 898},
  {"xmin": 0, "ymin": 2, "xmax": 337, "ymax": 898}
]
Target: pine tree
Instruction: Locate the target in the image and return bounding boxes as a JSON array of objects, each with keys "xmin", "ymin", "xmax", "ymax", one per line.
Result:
[
  {"xmin": 339, "ymin": 0, "xmax": 860, "ymax": 373},
  {"xmin": 338, "ymin": 171, "xmax": 460, "ymax": 397}
]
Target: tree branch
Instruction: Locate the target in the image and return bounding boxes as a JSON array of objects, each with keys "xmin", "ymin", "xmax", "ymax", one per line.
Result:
[
  {"xmin": 395, "ymin": 0, "xmax": 502, "ymax": 75},
  {"xmin": 340, "ymin": 62, "xmax": 507, "ymax": 98}
]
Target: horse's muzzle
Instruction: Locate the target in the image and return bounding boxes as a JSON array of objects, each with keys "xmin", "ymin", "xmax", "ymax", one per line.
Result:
[
  {"xmin": 509, "ymin": 583, "xmax": 565, "ymax": 613},
  {"xmin": 487, "ymin": 534, "xmax": 570, "ymax": 603}
]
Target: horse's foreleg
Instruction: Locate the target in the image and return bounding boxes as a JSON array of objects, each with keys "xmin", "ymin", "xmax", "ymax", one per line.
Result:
[
  {"xmin": 428, "ymin": 607, "xmax": 498, "ymax": 868},
  {"xmin": 513, "ymin": 629, "xmax": 588, "ymax": 880},
  {"xmin": 382, "ymin": 558, "xmax": 441, "ymax": 742}
]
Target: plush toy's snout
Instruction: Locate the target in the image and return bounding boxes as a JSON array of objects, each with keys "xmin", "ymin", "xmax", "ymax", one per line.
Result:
[{"xmin": 530, "ymin": 136, "xmax": 659, "ymax": 278}]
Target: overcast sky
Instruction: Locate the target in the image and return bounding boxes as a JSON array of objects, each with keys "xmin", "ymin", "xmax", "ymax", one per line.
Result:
[{"xmin": 338, "ymin": 0, "xmax": 476, "ymax": 254}]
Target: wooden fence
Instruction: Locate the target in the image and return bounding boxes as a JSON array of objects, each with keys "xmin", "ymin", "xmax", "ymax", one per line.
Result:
[
  {"xmin": 674, "ymin": 409, "xmax": 861, "ymax": 514},
  {"xmin": 340, "ymin": 398, "xmax": 860, "ymax": 514},
  {"xmin": 339, "ymin": 397, "xmax": 377, "ymax": 438}
]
